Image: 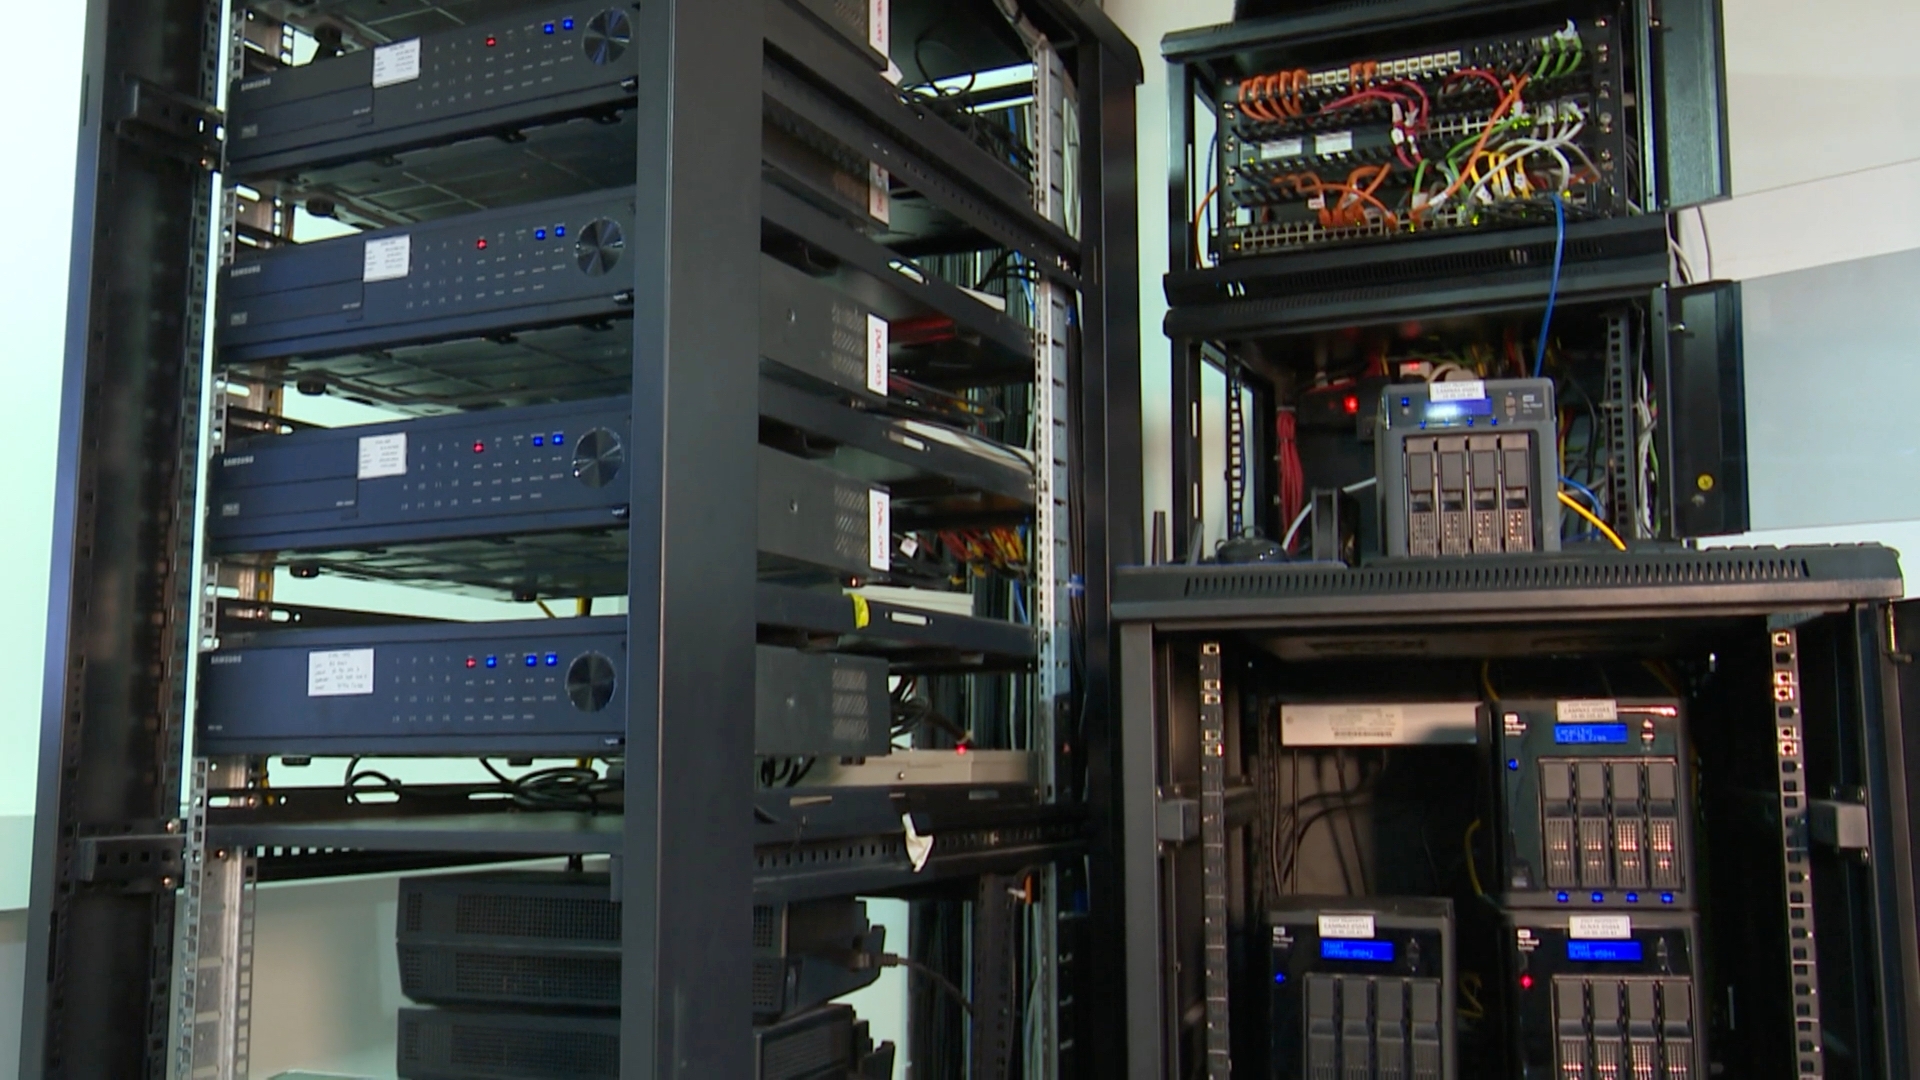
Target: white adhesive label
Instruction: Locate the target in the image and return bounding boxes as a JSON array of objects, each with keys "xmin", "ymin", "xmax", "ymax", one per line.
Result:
[
  {"xmin": 868, "ymin": 163, "xmax": 892, "ymax": 224},
  {"xmin": 868, "ymin": 490, "xmax": 891, "ymax": 571},
  {"xmin": 866, "ymin": 313, "xmax": 889, "ymax": 396},
  {"xmin": 371, "ymin": 38, "xmax": 422, "ymax": 88},
  {"xmin": 1568, "ymin": 915, "xmax": 1632, "ymax": 940},
  {"xmin": 1318, "ymin": 914, "xmax": 1376, "ymax": 939},
  {"xmin": 307, "ymin": 648, "xmax": 374, "ymax": 697},
  {"xmin": 868, "ymin": 0, "xmax": 890, "ymax": 58},
  {"xmin": 1281, "ymin": 702, "xmax": 1480, "ymax": 747},
  {"xmin": 356, "ymin": 433, "xmax": 406, "ymax": 479},
  {"xmin": 1258, "ymin": 137, "xmax": 1306, "ymax": 160},
  {"xmin": 363, "ymin": 235, "xmax": 410, "ymax": 282},
  {"xmin": 1313, "ymin": 130, "xmax": 1354, "ymax": 155},
  {"xmin": 1430, "ymin": 378, "xmax": 1487, "ymax": 402},
  {"xmin": 1557, "ymin": 699, "xmax": 1620, "ymax": 723}
]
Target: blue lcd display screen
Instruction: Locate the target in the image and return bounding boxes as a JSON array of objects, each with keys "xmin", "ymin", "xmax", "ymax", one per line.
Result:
[
  {"xmin": 1320, "ymin": 939, "xmax": 1396, "ymax": 963},
  {"xmin": 1567, "ymin": 940, "xmax": 1644, "ymax": 963},
  {"xmin": 1554, "ymin": 723, "xmax": 1630, "ymax": 745},
  {"xmin": 1423, "ymin": 399, "xmax": 1493, "ymax": 420}
]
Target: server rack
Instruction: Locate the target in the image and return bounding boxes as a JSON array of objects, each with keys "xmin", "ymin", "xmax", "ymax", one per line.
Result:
[
  {"xmin": 1098, "ymin": 3, "xmax": 1920, "ymax": 1078},
  {"xmin": 17, "ymin": 3, "xmax": 1143, "ymax": 1080}
]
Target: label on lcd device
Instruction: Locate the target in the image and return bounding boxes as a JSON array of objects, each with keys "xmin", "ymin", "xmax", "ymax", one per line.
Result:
[
  {"xmin": 868, "ymin": 490, "xmax": 891, "ymax": 571},
  {"xmin": 356, "ymin": 433, "xmax": 407, "ymax": 479},
  {"xmin": 1318, "ymin": 914, "xmax": 1376, "ymax": 939},
  {"xmin": 866, "ymin": 314, "xmax": 890, "ymax": 396},
  {"xmin": 363, "ymin": 235, "xmax": 410, "ymax": 282},
  {"xmin": 372, "ymin": 38, "xmax": 422, "ymax": 88},
  {"xmin": 1259, "ymin": 138, "xmax": 1306, "ymax": 160},
  {"xmin": 1568, "ymin": 915, "xmax": 1633, "ymax": 940},
  {"xmin": 1430, "ymin": 379, "xmax": 1486, "ymax": 402},
  {"xmin": 1557, "ymin": 699, "xmax": 1620, "ymax": 723},
  {"xmin": 868, "ymin": 163, "xmax": 892, "ymax": 224},
  {"xmin": 1313, "ymin": 130, "xmax": 1354, "ymax": 155},
  {"xmin": 308, "ymin": 649, "xmax": 375, "ymax": 697},
  {"xmin": 869, "ymin": 0, "xmax": 890, "ymax": 57}
]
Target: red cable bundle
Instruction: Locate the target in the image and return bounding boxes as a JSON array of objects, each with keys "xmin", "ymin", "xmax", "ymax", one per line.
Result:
[{"xmin": 1276, "ymin": 409, "xmax": 1305, "ymax": 549}]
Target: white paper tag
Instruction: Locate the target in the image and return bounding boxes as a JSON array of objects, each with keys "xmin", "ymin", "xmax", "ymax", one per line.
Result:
[
  {"xmin": 902, "ymin": 813, "xmax": 932, "ymax": 872},
  {"xmin": 1313, "ymin": 130, "xmax": 1354, "ymax": 155},
  {"xmin": 1318, "ymin": 914, "xmax": 1376, "ymax": 939},
  {"xmin": 868, "ymin": 0, "xmax": 890, "ymax": 58},
  {"xmin": 1259, "ymin": 137, "xmax": 1306, "ymax": 160},
  {"xmin": 307, "ymin": 648, "xmax": 374, "ymax": 697},
  {"xmin": 363, "ymin": 235, "xmax": 410, "ymax": 282},
  {"xmin": 371, "ymin": 39, "xmax": 422, "ymax": 88},
  {"xmin": 1557, "ymin": 699, "xmax": 1620, "ymax": 723},
  {"xmin": 1430, "ymin": 379, "xmax": 1487, "ymax": 402},
  {"xmin": 1305, "ymin": 194, "xmax": 1326, "ymax": 211},
  {"xmin": 899, "ymin": 535, "xmax": 920, "ymax": 558},
  {"xmin": 868, "ymin": 490, "xmax": 891, "ymax": 571},
  {"xmin": 356, "ymin": 433, "xmax": 407, "ymax": 480},
  {"xmin": 1568, "ymin": 915, "xmax": 1632, "ymax": 940},
  {"xmin": 866, "ymin": 313, "xmax": 889, "ymax": 395},
  {"xmin": 868, "ymin": 163, "xmax": 892, "ymax": 224}
]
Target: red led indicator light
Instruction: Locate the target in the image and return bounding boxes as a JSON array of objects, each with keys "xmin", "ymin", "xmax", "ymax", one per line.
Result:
[
  {"xmin": 485, "ymin": 35, "xmax": 497, "ymax": 46},
  {"xmin": 1343, "ymin": 394, "xmax": 1360, "ymax": 415},
  {"xmin": 955, "ymin": 744, "xmax": 969, "ymax": 755},
  {"xmin": 476, "ymin": 238, "xmax": 488, "ymax": 250},
  {"xmin": 465, "ymin": 657, "xmax": 477, "ymax": 668},
  {"xmin": 473, "ymin": 441, "xmax": 485, "ymax": 453},
  {"xmin": 1519, "ymin": 974, "xmax": 1534, "ymax": 990}
]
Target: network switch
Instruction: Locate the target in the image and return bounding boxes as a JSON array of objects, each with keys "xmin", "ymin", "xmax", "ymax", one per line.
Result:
[
  {"xmin": 227, "ymin": 1, "xmax": 642, "ymax": 179},
  {"xmin": 219, "ymin": 187, "xmax": 636, "ymax": 368},
  {"xmin": 761, "ymin": 254, "xmax": 888, "ymax": 400},
  {"xmin": 754, "ymin": 646, "xmax": 890, "ymax": 759},
  {"xmin": 1504, "ymin": 910, "xmax": 1703, "ymax": 1080},
  {"xmin": 1494, "ymin": 698, "xmax": 1694, "ymax": 909},
  {"xmin": 1266, "ymin": 897, "xmax": 1456, "ymax": 1080},
  {"xmin": 1377, "ymin": 378, "xmax": 1558, "ymax": 558}
]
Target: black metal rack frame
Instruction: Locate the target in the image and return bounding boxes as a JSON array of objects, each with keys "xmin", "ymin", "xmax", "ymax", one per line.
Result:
[{"xmin": 17, "ymin": 1, "xmax": 1144, "ymax": 1077}]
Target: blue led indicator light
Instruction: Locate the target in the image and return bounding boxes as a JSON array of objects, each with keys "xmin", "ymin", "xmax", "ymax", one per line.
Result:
[
  {"xmin": 555, "ymin": 225, "xmax": 566, "ymax": 237},
  {"xmin": 545, "ymin": 653, "xmax": 559, "ymax": 667},
  {"xmin": 532, "ymin": 435, "xmax": 543, "ymax": 446},
  {"xmin": 1556, "ymin": 892, "xmax": 1569, "ymax": 903},
  {"xmin": 1661, "ymin": 892, "xmax": 1675, "ymax": 904},
  {"xmin": 552, "ymin": 433, "xmax": 565, "ymax": 445},
  {"xmin": 1625, "ymin": 892, "xmax": 1639, "ymax": 903},
  {"xmin": 525, "ymin": 654, "xmax": 538, "ymax": 667},
  {"xmin": 1418, "ymin": 421, "xmax": 1428, "ymax": 430},
  {"xmin": 563, "ymin": 17, "xmax": 575, "ymax": 29},
  {"xmin": 485, "ymin": 656, "xmax": 498, "ymax": 668},
  {"xmin": 1401, "ymin": 397, "xmax": 1411, "ymax": 407},
  {"xmin": 1273, "ymin": 972, "xmax": 1287, "ymax": 984},
  {"xmin": 535, "ymin": 229, "xmax": 546, "ymax": 240},
  {"xmin": 1507, "ymin": 758, "xmax": 1520, "ymax": 771},
  {"xmin": 1490, "ymin": 418, "xmax": 1500, "ymax": 426},
  {"xmin": 1591, "ymin": 892, "xmax": 1605, "ymax": 903},
  {"xmin": 544, "ymin": 21, "xmax": 555, "ymax": 33}
]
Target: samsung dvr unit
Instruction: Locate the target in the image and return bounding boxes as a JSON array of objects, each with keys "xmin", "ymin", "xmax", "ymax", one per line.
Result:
[
  {"xmin": 218, "ymin": 186, "xmax": 636, "ymax": 368},
  {"xmin": 227, "ymin": 2, "xmax": 642, "ymax": 180},
  {"xmin": 199, "ymin": 620, "xmax": 888, "ymax": 758}
]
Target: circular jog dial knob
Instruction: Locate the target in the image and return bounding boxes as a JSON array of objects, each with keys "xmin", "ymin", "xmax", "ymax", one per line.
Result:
[
  {"xmin": 583, "ymin": 9, "xmax": 631, "ymax": 64},
  {"xmin": 571, "ymin": 428, "xmax": 623, "ymax": 488},
  {"xmin": 574, "ymin": 217, "xmax": 625, "ymax": 276},
  {"xmin": 566, "ymin": 652, "xmax": 617, "ymax": 712}
]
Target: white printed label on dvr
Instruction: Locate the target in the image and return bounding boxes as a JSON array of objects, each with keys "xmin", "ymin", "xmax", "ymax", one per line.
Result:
[
  {"xmin": 868, "ymin": 163, "xmax": 892, "ymax": 225},
  {"xmin": 363, "ymin": 235, "xmax": 410, "ymax": 282},
  {"xmin": 1313, "ymin": 130, "xmax": 1354, "ymax": 155},
  {"xmin": 1557, "ymin": 699, "xmax": 1620, "ymax": 723},
  {"xmin": 869, "ymin": 0, "xmax": 890, "ymax": 57},
  {"xmin": 371, "ymin": 38, "xmax": 422, "ymax": 88},
  {"xmin": 1318, "ymin": 914, "xmax": 1376, "ymax": 939},
  {"xmin": 1258, "ymin": 137, "xmax": 1306, "ymax": 160},
  {"xmin": 356, "ymin": 432, "xmax": 407, "ymax": 480},
  {"xmin": 1430, "ymin": 378, "xmax": 1486, "ymax": 402},
  {"xmin": 868, "ymin": 490, "xmax": 891, "ymax": 571},
  {"xmin": 1568, "ymin": 915, "xmax": 1632, "ymax": 940},
  {"xmin": 866, "ymin": 313, "xmax": 889, "ymax": 396},
  {"xmin": 307, "ymin": 648, "xmax": 374, "ymax": 697}
]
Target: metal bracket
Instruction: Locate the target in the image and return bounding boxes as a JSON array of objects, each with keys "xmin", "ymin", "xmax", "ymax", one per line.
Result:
[
  {"xmin": 1810, "ymin": 799, "xmax": 1871, "ymax": 854},
  {"xmin": 77, "ymin": 830, "xmax": 185, "ymax": 885},
  {"xmin": 110, "ymin": 76, "xmax": 222, "ymax": 169},
  {"xmin": 1156, "ymin": 797, "xmax": 1200, "ymax": 843}
]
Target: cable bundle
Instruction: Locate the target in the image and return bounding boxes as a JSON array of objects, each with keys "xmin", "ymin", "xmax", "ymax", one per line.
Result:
[{"xmin": 1276, "ymin": 409, "xmax": 1305, "ymax": 551}]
